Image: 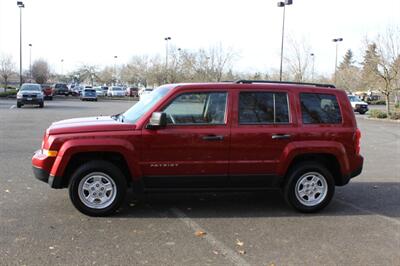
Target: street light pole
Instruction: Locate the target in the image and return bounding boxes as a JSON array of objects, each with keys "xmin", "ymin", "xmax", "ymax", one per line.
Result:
[
  {"xmin": 28, "ymin": 43, "xmax": 32, "ymax": 79},
  {"xmin": 332, "ymin": 38, "xmax": 343, "ymax": 84},
  {"xmin": 17, "ymin": 1, "xmax": 25, "ymax": 87},
  {"xmin": 277, "ymin": 0, "xmax": 292, "ymax": 82},
  {"xmin": 113, "ymin": 55, "xmax": 118, "ymax": 85},
  {"xmin": 61, "ymin": 59, "xmax": 64, "ymax": 76},
  {"xmin": 310, "ymin": 53, "xmax": 315, "ymax": 81},
  {"xmin": 164, "ymin": 37, "xmax": 171, "ymax": 83},
  {"xmin": 164, "ymin": 37, "xmax": 171, "ymax": 69}
]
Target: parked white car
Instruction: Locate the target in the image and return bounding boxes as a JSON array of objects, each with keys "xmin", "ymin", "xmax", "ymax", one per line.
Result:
[
  {"xmin": 107, "ymin": 86, "xmax": 125, "ymax": 97},
  {"xmin": 348, "ymin": 95, "xmax": 369, "ymax": 114},
  {"xmin": 94, "ymin": 86, "xmax": 106, "ymax": 97},
  {"xmin": 138, "ymin": 88, "xmax": 153, "ymax": 100}
]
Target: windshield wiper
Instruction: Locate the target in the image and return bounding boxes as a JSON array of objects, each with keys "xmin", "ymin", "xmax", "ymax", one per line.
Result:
[{"xmin": 111, "ymin": 113, "xmax": 121, "ymax": 121}]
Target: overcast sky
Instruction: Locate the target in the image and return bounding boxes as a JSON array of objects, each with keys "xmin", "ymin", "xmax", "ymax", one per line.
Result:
[{"xmin": 0, "ymin": 0, "xmax": 399, "ymax": 76}]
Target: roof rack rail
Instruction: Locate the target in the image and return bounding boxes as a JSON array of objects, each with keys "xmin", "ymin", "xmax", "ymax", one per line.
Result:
[{"xmin": 234, "ymin": 80, "xmax": 336, "ymax": 88}]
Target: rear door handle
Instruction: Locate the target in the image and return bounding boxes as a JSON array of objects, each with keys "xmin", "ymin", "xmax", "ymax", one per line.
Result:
[
  {"xmin": 272, "ymin": 134, "xmax": 291, "ymax": 140},
  {"xmin": 202, "ymin": 135, "xmax": 224, "ymax": 141}
]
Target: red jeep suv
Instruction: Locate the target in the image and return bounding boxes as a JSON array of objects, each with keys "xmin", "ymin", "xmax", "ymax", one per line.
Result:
[{"xmin": 32, "ymin": 80, "xmax": 363, "ymax": 216}]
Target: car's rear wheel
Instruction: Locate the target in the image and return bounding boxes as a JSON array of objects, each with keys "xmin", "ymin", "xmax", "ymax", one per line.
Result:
[
  {"xmin": 283, "ymin": 162, "xmax": 334, "ymax": 213},
  {"xmin": 69, "ymin": 160, "xmax": 127, "ymax": 216},
  {"xmin": 359, "ymin": 111, "xmax": 366, "ymax": 115}
]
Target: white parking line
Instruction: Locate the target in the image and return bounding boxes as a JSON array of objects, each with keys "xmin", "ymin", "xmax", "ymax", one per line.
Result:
[
  {"xmin": 9, "ymin": 105, "xmax": 15, "ymax": 109},
  {"xmin": 170, "ymin": 207, "xmax": 250, "ymax": 266},
  {"xmin": 336, "ymin": 199, "xmax": 400, "ymax": 226}
]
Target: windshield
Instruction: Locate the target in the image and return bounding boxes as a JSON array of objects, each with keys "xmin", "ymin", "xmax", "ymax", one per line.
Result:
[
  {"xmin": 20, "ymin": 84, "xmax": 41, "ymax": 91},
  {"xmin": 121, "ymin": 86, "xmax": 172, "ymax": 123},
  {"xmin": 112, "ymin": 87, "xmax": 123, "ymax": 91},
  {"xmin": 348, "ymin": 95, "xmax": 361, "ymax": 102}
]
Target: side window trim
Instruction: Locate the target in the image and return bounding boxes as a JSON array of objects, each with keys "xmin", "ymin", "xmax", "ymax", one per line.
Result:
[{"xmin": 238, "ymin": 91, "xmax": 291, "ymax": 125}]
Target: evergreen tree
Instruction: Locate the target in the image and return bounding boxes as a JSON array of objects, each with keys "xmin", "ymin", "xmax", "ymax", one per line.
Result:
[
  {"xmin": 339, "ymin": 49, "xmax": 355, "ymax": 70},
  {"xmin": 361, "ymin": 43, "xmax": 379, "ymax": 90}
]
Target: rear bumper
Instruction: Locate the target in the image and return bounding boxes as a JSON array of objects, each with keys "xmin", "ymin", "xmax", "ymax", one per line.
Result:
[{"xmin": 338, "ymin": 155, "xmax": 364, "ymax": 186}]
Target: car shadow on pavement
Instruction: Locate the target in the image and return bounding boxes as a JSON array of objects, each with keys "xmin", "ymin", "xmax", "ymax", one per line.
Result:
[
  {"xmin": 113, "ymin": 181, "xmax": 400, "ymax": 219},
  {"xmin": 17, "ymin": 104, "xmax": 89, "ymax": 109}
]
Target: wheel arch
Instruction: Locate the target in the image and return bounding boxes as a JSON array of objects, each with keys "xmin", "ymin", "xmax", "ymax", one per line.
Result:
[{"xmin": 50, "ymin": 138, "xmax": 141, "ymax": 188}]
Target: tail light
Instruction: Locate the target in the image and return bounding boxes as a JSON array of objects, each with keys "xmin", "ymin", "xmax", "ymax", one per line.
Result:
[{"xmin": 355, "ymin": 128, "xmax": 361, "ymax": 155}]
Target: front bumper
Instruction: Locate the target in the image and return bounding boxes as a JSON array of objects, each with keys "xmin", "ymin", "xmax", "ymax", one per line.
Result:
[
  {"xmin": 18, "ymin": 98, "xmax": 43, "ymax": 104},
  {"xmin": 354, "ymin": 105, "xmax": 369, "ymax": 112},
  {"xmin": 32, "ymin": 150, "xmax": 63, "ymax": 189}
]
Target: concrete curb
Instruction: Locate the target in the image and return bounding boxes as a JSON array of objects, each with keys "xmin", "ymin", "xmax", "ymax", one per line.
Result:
[{"xmin": 356, "ymin": 115, "xmax": 400, "ymax": 123}]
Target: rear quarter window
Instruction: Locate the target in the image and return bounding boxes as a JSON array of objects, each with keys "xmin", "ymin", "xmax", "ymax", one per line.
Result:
[{"xmin": 300, "ymin": 93, "xmax": 342, "ymax": 124}]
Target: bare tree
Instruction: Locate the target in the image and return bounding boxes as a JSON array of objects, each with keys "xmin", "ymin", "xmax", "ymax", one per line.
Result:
[
  {"xmin": 0, "ymin": 54, "xmax": 16, "ymax": 88},
  {"xmin": 75, "ymin": 65, "xmax": 99, "ymax": 86},
  {"xmin": 371, "ymin": 26, "xmax": 400, "ymax": 114},
  {"xmin": 32, "ymin": 59, "xmax": 50, "ymax": 84},
  {"xmin": 284, "ymin": 37, "xmax": 312, "ymax": 82}
]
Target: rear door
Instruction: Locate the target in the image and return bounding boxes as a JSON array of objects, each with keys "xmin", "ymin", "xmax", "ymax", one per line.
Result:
[
  {"xmin": 141, "ymin": 89, "xmax": 231, "ymax": 188},
  {"xmin": 229, "ymin": 89, "xmax": 297, "ymax": 186}
]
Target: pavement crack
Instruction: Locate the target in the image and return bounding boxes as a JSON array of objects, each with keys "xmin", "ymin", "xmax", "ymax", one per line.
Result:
[{"xmin": 170, "ymin": 207, "xmax": 251, "ymax": 266}]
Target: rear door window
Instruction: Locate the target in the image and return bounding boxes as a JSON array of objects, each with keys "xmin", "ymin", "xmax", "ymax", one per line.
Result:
[
  {"xmin": 300, "ymin": 93, "xmax": 342, "ymax": 124},
  {"xmin": 239, "ymin": 92, "xmax": 289, "ymax": 124}
]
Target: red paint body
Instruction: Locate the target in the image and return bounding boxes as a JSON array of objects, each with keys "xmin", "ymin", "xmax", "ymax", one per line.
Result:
[{"xmin": 32, "ymin": 83, "xmax": 363, "ymax": 189}]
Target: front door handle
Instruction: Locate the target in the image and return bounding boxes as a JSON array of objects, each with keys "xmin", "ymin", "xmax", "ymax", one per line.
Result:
[
  {"xmin": 202, "ymin": 135, "xmax": 224, "ymax": 141},
  {"xmin": 272, "ymin": 134, "xmax": 291, "ymax": 140}
]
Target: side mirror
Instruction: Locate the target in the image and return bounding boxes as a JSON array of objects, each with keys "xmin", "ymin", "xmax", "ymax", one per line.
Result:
[{"xmin": 146, "ymin": 112, "xmax": 167, "ymax": 129}]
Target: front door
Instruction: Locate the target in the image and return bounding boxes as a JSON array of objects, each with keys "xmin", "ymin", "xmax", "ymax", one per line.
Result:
[{"xmin": 141, "ymin": 90, "xmax": 231, "ymax": 188}]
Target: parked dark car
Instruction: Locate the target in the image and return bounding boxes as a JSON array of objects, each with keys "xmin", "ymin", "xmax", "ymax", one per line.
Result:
[
  {"xmin": 53, "ymin": 83, "xmax": 69, "ymax": 96},
  {"xmin": 17, "ymin": 83, "xmax": 44, "ymax": 108},
  {"xmin": 126, "ymin": 87, "xmax": 139, "ymax": 97}
]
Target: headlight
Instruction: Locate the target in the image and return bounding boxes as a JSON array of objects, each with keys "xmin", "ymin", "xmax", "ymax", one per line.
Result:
[
  {"xmin": 37, "ymin": 93, "xmax": 43, "ymax": 98},
  {"xmin": 17, "ymin": 93, "xmax": 23, "ymax": 99}
]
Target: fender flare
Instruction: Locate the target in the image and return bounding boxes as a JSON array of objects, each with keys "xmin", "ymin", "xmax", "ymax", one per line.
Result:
[
  {"xmin": 276, "ymin": 141, "xmax": 350, "ymax": 177},
  {"xmin": 50, "ymin": 138, "xmax": 142, "ymax": 181}
]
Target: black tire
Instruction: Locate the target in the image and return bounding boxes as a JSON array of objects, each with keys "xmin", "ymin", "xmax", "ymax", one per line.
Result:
[
  {"xmin": 39, "ymin": 102, "xmax": 44, "ymax": 108},
  {"xmin": 69, "ymin": 160, "xmax": 127, "ymax": 216},
  {"xmin": 49, "ymin": 96, "xmax": 53, "ymax": 100},
  {"xmin": 358, "ymin": 111, "xmax": 366, "ymax": 115},
  {"xmin": 283, "ymin": 162, "xmax": 335, "ymax": 213},
  {"xmin": 17, "ymin": 103, "xmax": 22, "ymax": 108}
]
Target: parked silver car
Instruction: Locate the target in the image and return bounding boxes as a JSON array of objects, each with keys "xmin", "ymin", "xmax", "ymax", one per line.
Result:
[{"xmin": 107, "ymin": 86, "xmax": 125, "ymax": 97}]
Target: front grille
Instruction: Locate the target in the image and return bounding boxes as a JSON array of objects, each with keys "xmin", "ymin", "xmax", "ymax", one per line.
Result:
[{"xmin": 23, "ymin": 94, "xmax": 37, "ymax": 98}]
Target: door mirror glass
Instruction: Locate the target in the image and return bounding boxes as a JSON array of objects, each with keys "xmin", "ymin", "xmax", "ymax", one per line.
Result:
[{"xmin": 147, "ymin": 112, "xmax": 167, "ymax": 129}]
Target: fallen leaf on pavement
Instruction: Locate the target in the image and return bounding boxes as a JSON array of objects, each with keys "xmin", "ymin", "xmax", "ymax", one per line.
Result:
[
  {"xmin": 213, "ymin": 250, "xmax": 219, "ymax": 255},
  {"xmin": 236, "ymin": 239, "xmax": 244, "ymax": 246},
  {"xmin": 238, "ymin": 250, "xmax": 246, "ymax": 255},
  {"xmin": 195, "ymin": 230, "xmax": 206, "ymax": 237}
]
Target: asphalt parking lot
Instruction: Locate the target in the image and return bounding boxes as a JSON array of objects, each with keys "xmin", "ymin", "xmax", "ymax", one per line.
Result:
[{"xmin": 0, "ymin": 98, "xmax": 399, "ymax": 265}]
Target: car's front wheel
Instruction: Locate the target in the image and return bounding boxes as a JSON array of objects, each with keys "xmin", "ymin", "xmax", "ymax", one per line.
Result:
[
  {"xmin": 283, "ymin": 162, "xmax": 334, "ymax": 213},
  {"xmin": 69, "ymin": 160, "xmax": 127, "ymax": 216}
]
